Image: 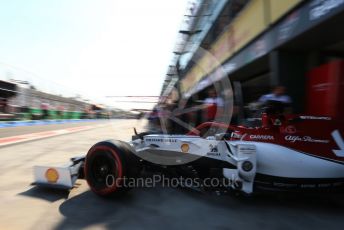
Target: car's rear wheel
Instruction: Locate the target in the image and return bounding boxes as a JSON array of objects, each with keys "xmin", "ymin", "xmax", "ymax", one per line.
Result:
[{"xmin": 84, "ymin": 140, "xmax": 140, "ymax": 197}]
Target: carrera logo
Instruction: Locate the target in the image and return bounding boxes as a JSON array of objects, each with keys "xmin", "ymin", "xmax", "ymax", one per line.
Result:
[
  {"xmin": 249, "ymin": 135, "xmax": 274, "ymax": 140},
  {"xmin": 285, "ymin": 135, "xmax": 329, "ymax": 144}
]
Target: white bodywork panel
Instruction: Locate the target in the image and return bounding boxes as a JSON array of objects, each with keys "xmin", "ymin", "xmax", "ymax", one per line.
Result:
[
  {"xmin": 34, "ymin": 166, "xmax": 73, "ymax": 188},
  {"xmin": 237, "ymin": 141, "xmax": 344, "ymax": 178},
  {"xmin": 33, "ymin": 134, "xmax": 344, "ymax": 194},
  {"xmin": 34, "ymin": 161, "xmax": 82, "ymax": 189},
  {"xmin": 132, "ymin": 135, "xmax": 257, "ymax": 194}
]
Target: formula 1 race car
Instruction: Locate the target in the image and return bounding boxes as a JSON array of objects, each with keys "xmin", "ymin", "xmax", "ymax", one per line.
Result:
[{"xmin": 34, "ymin": 112, "xmax": 344, "ymax": 196}]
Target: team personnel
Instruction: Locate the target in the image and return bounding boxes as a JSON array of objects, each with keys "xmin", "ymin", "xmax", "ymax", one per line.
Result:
[
  {"xmin": 203, "ymin": 88, "xmax": 224, "ymax": 121},
  {"xmin": 259, "ymin": 86, "xmax": 292, "ymax": 105}
]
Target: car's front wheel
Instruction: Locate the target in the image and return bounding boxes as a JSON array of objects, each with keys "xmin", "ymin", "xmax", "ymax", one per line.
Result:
[{"xmin": 84, "ymin": 140, "xmax": 140, "ymax": 197}]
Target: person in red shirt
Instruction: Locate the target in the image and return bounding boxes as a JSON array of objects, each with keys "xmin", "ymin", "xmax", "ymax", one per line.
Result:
[{"xmin": 203, "ymin": 88, "xmax": 224, "ymax": 121}]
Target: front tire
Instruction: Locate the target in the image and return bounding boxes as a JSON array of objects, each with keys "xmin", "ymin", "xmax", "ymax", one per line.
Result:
[{"xmin": 84, "ymin": 140, "xmax": 140, "ymax": 197}]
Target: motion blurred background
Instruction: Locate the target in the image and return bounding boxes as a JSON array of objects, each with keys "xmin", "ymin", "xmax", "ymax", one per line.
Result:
[
  {"xmin": 1, "ymin": 1, "xmax": 344, "ymax": 230},
  {"xmin": 1, "ymin": 0, "xmax": 343, "ymax": 129}
]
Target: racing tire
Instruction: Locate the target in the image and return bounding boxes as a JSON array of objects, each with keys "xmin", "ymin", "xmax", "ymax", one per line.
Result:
[{"xmin": 84, "ymin": 140, "xmax": 140, "ymax": 197}]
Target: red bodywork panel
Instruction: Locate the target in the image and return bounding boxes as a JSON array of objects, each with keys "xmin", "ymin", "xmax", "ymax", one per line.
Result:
[
  {"xmin": 188, "ymin": 114, "xmax": 344, "ymax": 163},
  {"xmin": 306, "ymin": 60, "xmax": 344, "ymax": 119}
]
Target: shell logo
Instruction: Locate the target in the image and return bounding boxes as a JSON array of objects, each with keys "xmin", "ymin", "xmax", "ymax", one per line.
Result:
[
  {"xmin": 45, "ymin": 168, "xmax": 59, "ymax": 183},
  {"xmin": 181, "ymin": 143, "xmax": 189, "ymax": 153}
]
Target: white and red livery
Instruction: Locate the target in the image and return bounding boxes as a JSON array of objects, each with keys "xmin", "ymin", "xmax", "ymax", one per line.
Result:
[{"xmin": 34, "ymin": 113, "xmax": 344, "ymax": 196}]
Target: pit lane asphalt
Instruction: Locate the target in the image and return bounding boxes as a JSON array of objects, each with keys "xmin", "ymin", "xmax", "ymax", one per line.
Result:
[
  {"xmin": 0, "ymin": 120, "xmax": 108, "ymax": 138},
  {"xmin": 0, "ymin": 119, "xmax": 343, "ymax": 230}
]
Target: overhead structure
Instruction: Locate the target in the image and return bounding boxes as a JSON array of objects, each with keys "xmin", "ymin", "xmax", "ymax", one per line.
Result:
[{"xmin": 162, "ymin": 0, "xmax": 344, "ymax": 115}]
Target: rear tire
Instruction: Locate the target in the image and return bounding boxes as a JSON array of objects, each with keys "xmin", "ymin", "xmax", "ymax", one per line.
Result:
[{"xmin": 84, "ymin": 140, "xmax": 140, "ymax": 197}]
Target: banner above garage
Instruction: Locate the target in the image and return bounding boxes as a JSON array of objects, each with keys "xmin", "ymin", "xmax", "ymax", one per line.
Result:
[
  {"xmin": 181, "ymin": 0, "xmax": 344, "ymax": 96},
  {"xmin": 181, "ymin": 0, "xmax": 302, "ymax": 93}
]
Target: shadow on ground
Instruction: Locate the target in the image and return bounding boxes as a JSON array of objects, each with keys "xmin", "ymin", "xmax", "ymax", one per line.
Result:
[
  {"xmin": 54, "ymin": 186, "xmax": 344, "ymax": 230},
  {"xmin": 18, "ymin": 186, "xmax": 70, "ymax": 202}
]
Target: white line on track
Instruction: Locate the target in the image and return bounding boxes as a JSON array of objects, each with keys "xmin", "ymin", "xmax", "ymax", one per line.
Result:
[{"xmin": 0, "ymin": 124, "xmax": 106, "ymax": 147}]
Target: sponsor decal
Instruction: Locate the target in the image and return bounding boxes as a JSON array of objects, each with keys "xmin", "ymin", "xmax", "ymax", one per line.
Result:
[
  {"xmin": 285, "ymin": 135, "xmax": 329, "ymax": 143},
  {"xmin": 313, "ymin": 82, "xmax": 331, "ymax": 91},
  {"xmin": 301, "ymin": 184, "xmax": 316, "ymax": 188},
  {"xmin": 273, "ymin": 182, "xmax": 298, "ymax": 188},
  {"xmin": 249, "ymin": 135, "xmax": 274, "ymax": 140},
  {"xmin": 309, "ymin": 0, "xmax": 344, "ymax": 21},
  {"xmin": 223, "ymin": 63, "xmax": 237, "ymax": 75},
  {"xmin": 273, "ymin": 119, "xmax": 282, "ymax": 126},
  {"xmin": 278, "ymin": 11, "xmax": 300, "ymax": 42},
  {"xmin": 284, "ymin": 125, "xmax": 297, "ymax": 134},
  {"xmin": 207, "ymin": 144, "xmax": 220, "ymax": 156},
  {"xmin": 209, "ymin": 144, "xmax": 219, "ymax": 153},
  {"xmin": 299, "ymin": 116, "xmax": 331, "ymax": 120},
  {"xmin": 181, "ymin": 143, "xmax": 189, "ymax": 153},
  {"xmin": 209, "ymin": 144, "xmax": 218, "ymax": 153},
  {"xmin": 45, "ymin": 168, "xmax": 59, "ymax": 183},
  {"xmin": 252, "ymin": 39, "xmax": 266, "ymax": 58},
  {"xmin": 145, "ymin": 138, "xmax": 177, "ymax": 143},
  {"xmin": 238, "ymin": 145, "xmax": 256, "ymax": 154}
]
